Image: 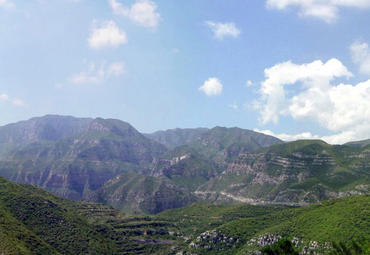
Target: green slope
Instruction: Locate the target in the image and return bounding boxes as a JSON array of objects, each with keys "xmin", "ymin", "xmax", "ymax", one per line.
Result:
[
  {"xmin": 158, "ymin": 196, "xmax": 369, "ymax": 255},
  {"xmin": 197, "ymin": 140, "xmax": 369, "ymax": 206},
  {"xmin": 0, "ymin": 175, "xmax": 368, "ymax": 255},
  {"xmin": 0, "ymin": 177, "xmax": 117, "ymax": 254},
  {"xmin": 0, "ymin": 176, "xmax": 187, "ymax": 254},
  {"xmin": 97, "ymin": 172, "xmax": 196, "ymax": 214}
]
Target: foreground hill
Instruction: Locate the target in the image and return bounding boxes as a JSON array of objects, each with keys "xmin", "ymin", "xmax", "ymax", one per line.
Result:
[
  {"xmin": 157, "ymin": 195, "xmax": 370, "ymax": 254},
  {"xmin": 1, "ymin": 176, "xmax": 368, "ymax": 255},
  {"xmin": 0, "ymin": 176, "xmax": 117, "ymax": 254},
  {"xmin": 0, "ymin": 176, "xmax": 186, "ymax": 255}
]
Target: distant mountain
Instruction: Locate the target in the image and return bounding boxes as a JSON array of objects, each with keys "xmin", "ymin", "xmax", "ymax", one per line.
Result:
[
  {"xmin": 97, "ymin": 172, "xmax": 196, "ymax": 214},
  {"xmin": 0, "ymin": 116, "xmax": 167, "ymax": 201},
  {"xmin": 149, "ymin": 146, "xmax": 222, "ymax": 192},
  {"xmin": 147, "ymin": 126, "xmax": 283, "ymax": 163},
  {"xmin": 144, "ymin": 128, "xmax": 209, "ymax": 149},
  {"xmin": 184, "ymin": 126, "xmax": 284, "ymax": 163},
  {"xmin": 0, "ymin": 115, "xmax": 92, "ymax": 156},
  {"xmin": 0, "ymin": 115, "xmax": 368, "ymax": 215},
  {"xmin": 345, "ymin": 138, "xmax": 370, "ymax": 148},
  {"xmin": 196, "ymin": 140, "xmax": 369, "ymax": 205}
]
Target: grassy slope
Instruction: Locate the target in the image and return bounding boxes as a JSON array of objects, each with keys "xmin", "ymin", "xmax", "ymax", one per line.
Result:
[
  {"xmin": 0, "ymin": 177, "xmax": 118, "ymax": 254},
  {"xmin": 0, "ymin": 175, "xmax": 368, "ymax": 255},
  {"xmin": 0, "ymin": 176, "xmax": 184, "ymax": 255},
  {"xmin": 223, "ymin": 196, "xmax": 369, "ymax": 254},
  {"xmin": 198, "ymin": 140, "xmax": 369, "ymax": 206},
  {"xmin": 157, "ymin": 196, "xmax": 369, "ymax": 255}
]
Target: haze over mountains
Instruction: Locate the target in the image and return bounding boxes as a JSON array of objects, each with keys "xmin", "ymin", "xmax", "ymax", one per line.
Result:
[{"xmin": 0, "ymin": 115, "xmax": 368, "ymax": 214}]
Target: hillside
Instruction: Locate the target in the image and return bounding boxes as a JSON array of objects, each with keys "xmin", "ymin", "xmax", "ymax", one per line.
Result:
[
  {"xmin": 1, "ymin": 175, "xmax": 368, "ymax": 255},
  {"xmin": 196, "ymin": 140, "xmax": 369, "ymax": 205},
  {"xmin": 0, "ymin": 176, "xmax": 189, "ymax": 255},
  {"xmin": 96, "ymin": 172, "xmax": 196, "ymax": 214},
  {"xmin": 0, "ymin": 176, "xmax": 117, "ymax": 254},
  {"xmin": 158, "ymin": 196, "xmax": 370, "ymax": 255},
  {"xmin": 345, "ymin": 139, "xmax": 370, "ymax": 148}
]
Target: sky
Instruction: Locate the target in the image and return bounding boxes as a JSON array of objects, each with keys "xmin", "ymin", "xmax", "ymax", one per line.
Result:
[{"xmin": 1, "ymin": 0, "xmax": 370, "ymax": 144}]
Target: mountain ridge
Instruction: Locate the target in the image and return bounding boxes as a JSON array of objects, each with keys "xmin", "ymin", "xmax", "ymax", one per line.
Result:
[{"xmin": 0, "ymin": 115, "xmax": 368, "ymax": 214}]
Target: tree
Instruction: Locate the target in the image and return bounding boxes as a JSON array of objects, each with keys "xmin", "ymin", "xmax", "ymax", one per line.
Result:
[{"xmin": 261, "ymin": 238, "xmax": 299, "ymax": 255}]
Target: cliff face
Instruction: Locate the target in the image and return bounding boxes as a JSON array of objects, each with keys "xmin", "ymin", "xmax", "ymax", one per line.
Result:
[
  {"xmin": 196, "ymin": 141, "xmax": 370, "ymax": 205},
  {"xmin": 0, "ymin": 116, "xmax": 167, "ymax": 201}
]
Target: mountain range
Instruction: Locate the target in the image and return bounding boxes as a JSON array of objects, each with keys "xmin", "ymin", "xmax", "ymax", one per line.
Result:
[{"xmin": 0, "ymin": 115, "xmax": 368, "ymax": 214}]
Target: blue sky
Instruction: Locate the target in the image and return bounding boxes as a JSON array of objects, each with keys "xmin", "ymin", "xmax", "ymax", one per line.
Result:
[{"xmin": 1, "ymin": 0, "xmax": 370, "ymax": 144}]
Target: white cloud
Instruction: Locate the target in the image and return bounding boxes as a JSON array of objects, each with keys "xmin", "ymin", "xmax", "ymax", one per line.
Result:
[
  {"xmin": 254, "ymin": 129, "xmax": 320, "ymax": 141},
  {"xmin": 350, "ymin": 41, "xmax": 370, "ymax": 75},
  {"xmin": 69, "ymin": 61, "xmax": 125, "ymax": 85},
  {"xmin": 0, "ymin": 94, "xmax": 9, "ymax": 101},
  {"xmin": 266, "ymin": 0, "xmax": 370, "ymax": 23},
  {"xmin": 109, "ymin": 0, "xmax": 160, "ymax": 28},
  {"xmin": 257, "ymin": 58, "xmax": 352, "ymax": 124},
  {"xmin": 107, "ymin": 62, "xmax": 125, "ymax": 76},
  {"xmin": 228, "ymin": 103, "xmax": 239, "ymax": 110},
  {"xmin": 205, "ymin": 21, "xmax": 241, "ymax": 40},
  {"xmin": 12, "ymin": 99, "xmax": 25, "ymax": 107},
  {"xmin": 255, "ymin": 58, "xmax": 370, "ymax": 144},
  {"xmin": 0, "ymin": 0, "xmax": 15, "ymax": 9},
  {"xmin": 199, "ymin": 77, "xmax": 223, "ymax": 96},
  {"xmin": 0, "ymin": 93, "xmax": 25, "ymax": 107},
  {"xmin": 246, "ymin": 80, "xmax": 253, "ymax": 87},
  {"xmin": 88, "ymin": 20, "xmax": 127, "ymax": 49}
]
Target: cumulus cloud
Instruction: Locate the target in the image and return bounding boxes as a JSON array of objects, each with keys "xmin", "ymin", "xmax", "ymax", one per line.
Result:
[
  {"xmin": 0, "ymin": 0, "xmax": 15, "ymax": 9},
  {"xmin": 350, "ymin": 41, "xmax": 370, "ymax": 75},
  {"xmin": 199, "ymin": 77, "xmax": 223, "ymax": 96},
  {"xmin": 0, "ymin": 93, "xmax": 25, "ymax": 107},
  {"xmin": 255, "ymin": 58, "xmax": 370, "ymax": 144},
  {"xmin": 205, "ymin": 21, "xmax": 241, "ymax": 40},
  {"xmin": 109, "ymin": 0, "xmax": 160, "ymax": 28},
  {"xmin": 88, "ymin": 20, "xmax": 127, "ymax": 49},
  {"xmin": 266, "ymin": 0, "xmax": 370, "ymax": 23},
  {"xmin": 69, "ymin": 62, "xmax": 125, "ymax": 85}
]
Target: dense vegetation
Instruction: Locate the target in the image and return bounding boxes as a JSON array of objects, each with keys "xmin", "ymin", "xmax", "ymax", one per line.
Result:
[{"xmin": 0, "ymin": 175, "xmax": 369, "ymax": 254}]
